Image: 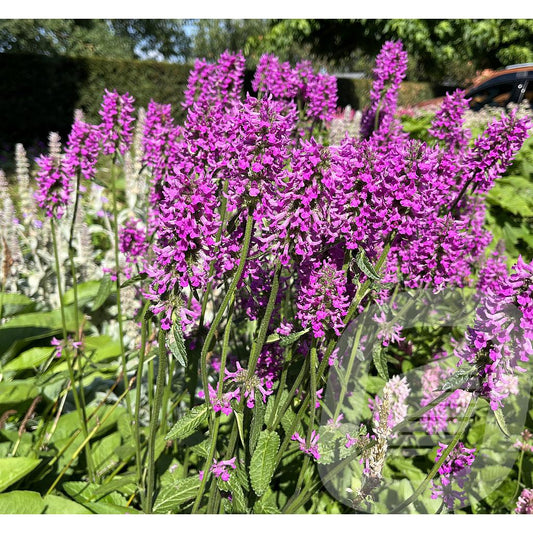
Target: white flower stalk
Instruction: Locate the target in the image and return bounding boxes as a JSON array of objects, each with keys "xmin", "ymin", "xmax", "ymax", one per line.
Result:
[{"xmin": 15, "ymin": 143, "xmax": 37, "ymax": 225}]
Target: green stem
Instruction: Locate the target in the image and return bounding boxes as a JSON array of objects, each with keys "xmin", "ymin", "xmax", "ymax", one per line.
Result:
[
  {"xmin": 145, "ymin": 328, "xmax": 169, "ymax": 514},
  {"xmin": 110, "ymin": 160, "xmax": 131, "ymax": 414},
  {"xmin": 134, "ymin": 302, "xmax": 150, "ymax": 509},
  {"xmin": 199, "ymin": 214, "xmax": 254, "ymax": 415},
  {"xmin": 50, "ymin": 218, "xmax": 95, "ymax": 481},
  {"xmin": 193, "ymin": 297, "xmax": 235, "ymax": 514},
  {"xmin": 247, "ymin": 261, "xmax": 281, "ymax": 377}
]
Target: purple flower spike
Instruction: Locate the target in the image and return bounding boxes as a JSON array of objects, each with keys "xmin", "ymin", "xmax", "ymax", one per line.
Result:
[
  {"xmin": 34, "ymin": 154, "xmax": 70, "ymax": 219},
  {"xmin": 99, "ymin": 89, "xmax": 136, "ymax": 156},
  {"xmin": 431, "ymin": 441, "xmax": 476, "ymax": 511}
]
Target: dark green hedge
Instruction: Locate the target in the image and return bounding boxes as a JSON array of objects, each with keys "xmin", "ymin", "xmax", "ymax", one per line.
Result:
[
  {"xmin": 336, "ymin": 78, "xmax": 436, "ymax": 110},
  {"xmin": 0, "ymin": 53, "xmax": 438, "ymax": 148},
  {"xmin": 0, "ymin": 53, "xmax": 192, "ymax": 147}
]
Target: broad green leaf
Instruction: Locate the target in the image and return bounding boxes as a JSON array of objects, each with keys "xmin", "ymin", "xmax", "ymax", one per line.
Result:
[
  {"xmin": 372, "ymin": 344, "xmax": 389, "ymax": 381},
  {"xmin": 0, "ymin": 490, "xmax": 45, "ymax": 514},
  {"xmin": 249, "ymin": 430, "xmax": 280, "ymax": 497},
  {"xmin": 91, "ymin": 432, "xmax": 121, "ymax": 475},
  {"xmin": 91, "ymin": 274, "xmax": 113, "ymax": 311},
  {"xmin": 0, "ymin": 457, "xmax": 41, "ymax": 492},
  {"xmin": 0, "ymin": 293, "xmax": 34, "ymax": 317},
  {"xmin": 249, "ymin": 401, "xmax": 266, "ymax": 455},
  {"xmin": 165, "ymin": 404, "xmax": 208, "ymax": 441},
  {"xmin": 153, "ymin": 476, "xmax": 201, "ymax": 513},
  {"xmin": 63, "ymin": 280, "xmax": 102, "ymax": 307},
  {"xmin": 0, "ymin": 380, "xmax": 40, "ymax": 408},
  {"xmin": 2, "ymin": 347, "xmax": 54, "ymax": 372},
  {"xmin": 42, "ymin": 494, "xmax": 92, "ymax": 514},
  {"xmin": 62, "ymin": 481, "xmax": 140, "ymax": 513}
]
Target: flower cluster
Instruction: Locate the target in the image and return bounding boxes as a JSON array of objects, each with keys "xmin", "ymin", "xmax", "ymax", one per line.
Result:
[
  {"xmin": 428, "ymin": 89, "xmax": 471, "ymax": 153},
  {"xmin": 515, "ymin": 488, "xmax": 533, "ymax": 514},
  {"xmin": 291, "ymin": 431, "xmax": 320, "ymax": 460},
  {"xmin": 455, "ymin": 256, "xmax": 533, "ymax": 410},
  {"xmin": 431, "ymin": 442, "xmax": 476, "ymax": 511},
  {"xmin": 99, "ymin": 89, "xmax": 136, "ymax": 156},
  {"xmin": 360, "ymin": 40, "xmax": 408, "ymax": 140},
  {"xmin": 34, "ymin": 155, "xmax": 70, "ymax": 219},
  {"xmin": 252, "ymin": 54, "xmax": 337, "ymax": 122},
  {"xmin": 62, "ymin": 120, "xmax": 102, "ymax": 181}
]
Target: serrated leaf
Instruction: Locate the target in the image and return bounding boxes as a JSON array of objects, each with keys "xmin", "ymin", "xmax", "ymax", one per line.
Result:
[
  {"xmin": 249, "ymin": 430, "xmax": 280, "ymax": 497},
  {"xmin": 279, "ymin": 328, "xmax": 311, "ymax": 347},
  {"xmin": 249, "ymin": 401, "xmax": 266, "ymax": 455},
  {"xmin": 165, "ymin": 404, "xmax": 208, "ymax": 441},
  {"xmin": 166, "ymin": 310, "xmax": 188, "ymax": 367},
  {"xmin": 218, "ymin": 476, "xmax": 248, "ymax": 514},
  {"xmin": 91, "ymin": 274, "xmax": 113, "ymax": 311},
  {"xmin": 372, "ymin": 344, "xmax": 389, "ymax": 381},
  {"xmin": 440, "ymin": 364, "xmax": 477, "ymax": 392},
  {"xmin": 0, "ymin": 457, "xmax": 41, "ymax": 492},
  {"xmin": 153, "ymin": 476, "xmax": 201, "ymax": 513},
  {"xmin": 493, "ymin": 408, "xmax": 511, "ymax": 439},
  {"xmin": 356, "ymin": 249, "xmax": 381, "ymax": 281}
]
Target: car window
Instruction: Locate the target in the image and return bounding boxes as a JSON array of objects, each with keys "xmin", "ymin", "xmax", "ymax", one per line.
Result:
[{"xmin": 469, "ymin": 82, "xmax": 515, "ymax": 110}]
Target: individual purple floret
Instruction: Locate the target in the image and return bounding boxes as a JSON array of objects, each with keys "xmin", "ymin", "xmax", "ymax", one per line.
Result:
[
  {"xmin": 291, "ymin": 431, "xmax": 320, "ymax": 460},
  {"xmin": 431, "ymin": 441, "xmax": 476, "ymax": 511},
  {"xmin": 99, "ymin": 89, "xmax": 136, "ymax": 156},
  {"xmin": 209, "ymin": 457, "xmax": 237, "ymax": 482}
]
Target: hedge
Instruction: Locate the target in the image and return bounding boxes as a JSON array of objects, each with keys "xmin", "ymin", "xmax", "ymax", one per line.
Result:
[
  {"xmin": 0, "ymin": 53, "xmax": 192, "ymax": 147},
  {"xmin": 0, "ymin": 53, "xmax": 438, "ymax": 148}
]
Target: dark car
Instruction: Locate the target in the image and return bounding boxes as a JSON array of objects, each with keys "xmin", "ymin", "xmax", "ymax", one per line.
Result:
[
  {"xmin": 467, "ymin": 64, "xmax": 533, "ymax": 111},
  {"xmin": 416, "ymin": 64, "xmax": 533, "ymax": 111}
]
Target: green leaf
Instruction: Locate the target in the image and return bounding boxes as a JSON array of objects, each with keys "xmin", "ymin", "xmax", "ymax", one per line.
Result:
[
  {"xmin": 235, "ymin": 410, "xmax": 245, "ymax": 448},
  {"xmin": 440, "ymin": 364, "xmax": 476, "ymax": 392},
  {"xmin": 0, "ymin": 380, "xmax": 40, "ymax": 408},
  {"xmin": 0, "ymin": 490, "xmax": 46, "ymax": 514},
  {"xmin": 249, "ymin": 401, "xmax": 266, "ymax": 455},
  {"xmin": 91, "ymin": 275, "xmax": 113, "ymax": 311},
  {"xmin": 372, "ymin": 344, "xmax": 389, "ymax": 381},
  {"xmin": 42, "ymin": 494, "xmax": 92, "ymax": 514},
  {"xmin": 249, "ymin": 430, "xmax": 280, "ymax": 497},
  {"xmin": 356, "ymin": 249, "xmax": 381, "ymax": 281},
  {"xmin": 166, "ymin": 309, "xmax": 188, "ymax": 367},
  {"xmin": 2, "ymin": 347, "xmax": 54, "ymax": 372},
  {"xmin": 0, "ymin": 293, "xmax": 34, "ymax": 317},
  {"xmin": 165, "ymin": 404, "xmax": 208, "ymax": 441},
  {"xmin": 120, "ymin": 272, "xmax": 148, "ymax": 288},
  {"xmin": 493, "ymin": 409, "xmax": 511, "ymax": 439},
  {"xmin": 0, "ymin": 457, "xmax": 41, "ymax": 492},
  {"xmin": 279, "ymin": 328, "xmax": 311, "ymax": 347},
  {"xmin": 153, "ymin": 476, "xmax": 201, "ymax": 513},
  {"xmin": 63, "ymin": 280, "xmax": 102, "ymax": 308}
]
